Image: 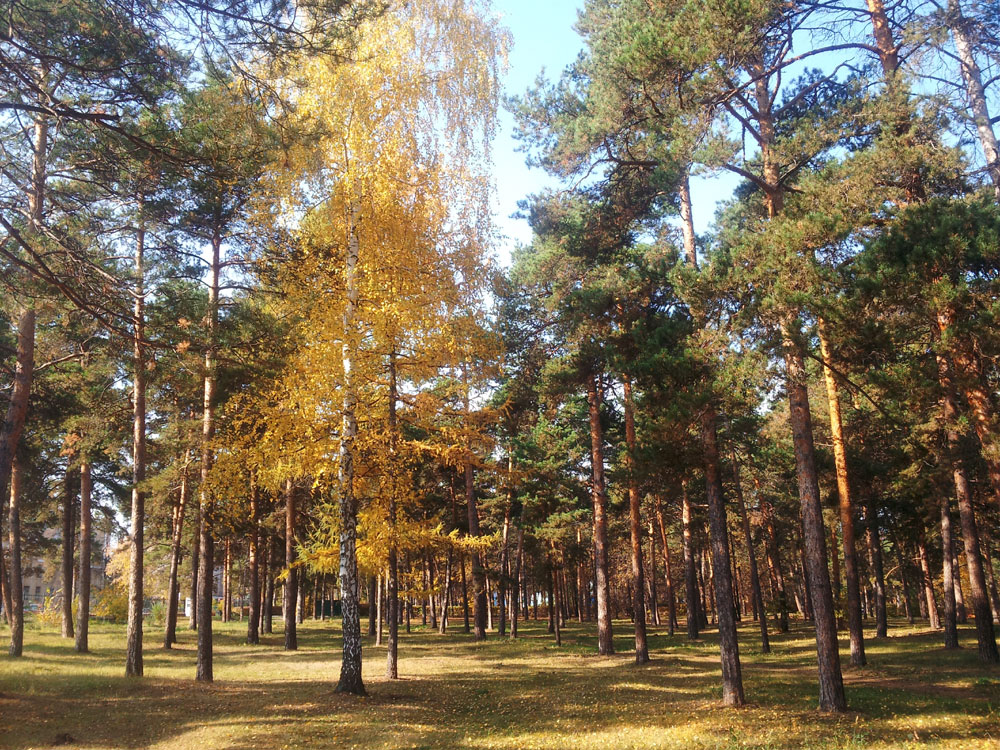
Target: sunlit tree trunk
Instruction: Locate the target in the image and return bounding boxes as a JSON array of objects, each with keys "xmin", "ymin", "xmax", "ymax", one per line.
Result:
[
  {"xmin": 864, "ymin": 500, "xmax": 888, "ymax": 638},
  {"xmin": 622, "ymin": 374, "xmax": 648, "ymax": 663},
  {"xmin": 196, "ymin": 224, "xmax": 221, "ymax": 682},
  {"xmin": 263, "ymin": 535, "xmax": 274, "ymax": 634},
  {"xmin": 247, "ymin": 480, "xmax": 261, "ymax": 645},
  {"xmin": 732, "ymin": 452, "xmax": 768, "ymax": 654},
  {"xmin": 953, "ymin": 549, "xmax": 967, "ymax": 624},
  {"xmin": 940, "ymin": 493, "xmax": 959, "ymax": 649},
  {"xmin": 551, "ymin": 556, "xmax": 562, "ymax": 647},
  {"xmin": 498, "ymin": 458, "xmax": 513, "ymax": 638},
  {"xmin": 336, "ymin": 199, "xmax": 365, "ymax": 694},
  {"xmin": 682, "ymin": 483, "xmax": 699, "ymax": 640},
  {"xmin": 189, "ymin": 505, "xmax": 199, "ymax": 632},
  {"xmin": 386, "ymin": 351, "xmax": 399, "ymax": 678},
  {"xmin": 222, "ymin": 539, "xmax": 231, "ymax": 623},
  {"xmin": 780, "ymin": 315, "xmax": 846, "ymax": 711},
  {"xmin": 463, "ymin": 366, "xmax": 487, "ymax": 641},
  {"xmin": 511, "ymin": 527, "xmax": 523, "ymax": 639},
  {"xmin": 817, "ymin": 319, "xmax": 865, "ymax": 666},
  {"xmin": 126, "ymin": 211, "xmax": 147, "ymax": 677},
  {"xmin": 164, "ymin": 457, "xmax": 189, "ymax": 648},
  {"xmin": 700, "ymin": 410, "xmax": 745, "ymax": 705},
  {"xmin": 947, "ymin": 0, "xmax": 1000, "ymax": 197},
  {"xmin": 586, "ymin": 375, "xmax": 614, "ymax": 655},
  {"xmin": 61, "ymin": 461, "xmax": 75, "ymax": 639},
  {"xmin": 0, "ymin": 109, "xmax": 44, "ymax": 535},
  {"xmin": 917, "ymin": 536, "xmax": 940, "ymax": 629},
  {"xmin": 936, "ymin": 351, "xmax": 999, "ymax": 662},
  {"xmin": 75, "ymin": 459, "xmax": 91, "ymax": 652},
  {"xmin": 7, "ymin": 459, "xmax": 25, "ymax": 657},
  {"xmin": 654, "ymin": 497, "xmax": 677, "ymax": 635}
]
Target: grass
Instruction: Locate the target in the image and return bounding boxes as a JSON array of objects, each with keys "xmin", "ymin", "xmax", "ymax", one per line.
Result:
[{"xmin": 1, "ymin": 615, "xmax": 998, "ymax": 749}]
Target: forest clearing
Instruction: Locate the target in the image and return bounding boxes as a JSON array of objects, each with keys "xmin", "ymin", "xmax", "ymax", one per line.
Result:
[
  {"xmin": 3, "ymin": 618, "xmax": 999, "ymax": 750},
  {"xmin": 4, "ymin": 0, "xmax": 1000, "ymax": 745}
]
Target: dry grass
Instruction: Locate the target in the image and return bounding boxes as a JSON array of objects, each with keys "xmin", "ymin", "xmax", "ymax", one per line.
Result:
[{"xmin": 1, "ymin": 616, "xmax": 998, "ymax": 749}]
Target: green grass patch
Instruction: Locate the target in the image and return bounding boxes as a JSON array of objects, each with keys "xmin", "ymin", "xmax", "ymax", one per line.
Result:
[{"xmin": 1, "ymin": 617, "xmax": 997, "ymax": 748}]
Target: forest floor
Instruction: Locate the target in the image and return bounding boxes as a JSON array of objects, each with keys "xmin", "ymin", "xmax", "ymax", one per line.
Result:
[{"xmin": 1, "ymin": 616, "xmax": 998, "ymax": 749}]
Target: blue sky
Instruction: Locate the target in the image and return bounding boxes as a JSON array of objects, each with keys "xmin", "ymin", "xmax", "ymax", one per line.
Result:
[{"xmin": 492, "ymin": 0, "xmax": 583, "ymax": 260}]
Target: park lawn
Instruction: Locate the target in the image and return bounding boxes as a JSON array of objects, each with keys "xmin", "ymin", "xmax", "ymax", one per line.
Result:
[{"xmin": 1, "ymin": 617, "xmax": 998, "ymax": 749}]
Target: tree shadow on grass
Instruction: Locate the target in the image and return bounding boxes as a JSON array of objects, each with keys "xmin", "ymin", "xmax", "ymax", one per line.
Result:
[{"xmin": 2, "ymin": 619, "xmax": 999, "ymax": 749}]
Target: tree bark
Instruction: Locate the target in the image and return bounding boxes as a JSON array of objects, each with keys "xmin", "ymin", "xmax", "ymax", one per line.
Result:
[
  {"xmin": 126, "ymin": 213, "xmax": 147, "ymax": 678},
  {"xmin": 936, "ymin": 346, "xmax": 1000, "ymax": 661},
  {"xmin": 464, "ymin": 368, "xmax": 487, "ymax": 642},
  {"xmin": 732, "ymin": 451, "xmax": 769, "ymax": 654},
  {"xmin": 511, "ymin": 527, "xmax": 523, "ymax": 639},
  {"xmin": 953, "ymin": 549, "xmax": 967, "ymax": 624},
  {"xmin": 164, "ymin": 458, "xmax": 189, "ymax": 648},
  {"xmin": 917, "ymin": 536, "xmax": 941, "ymax": 629},
  {"xmin": 196, "ymin": 224, "xmax": 221, "ymax": 682},
  {"xmin": 551, "ymin": 559, "xmax": 562, "ymax": 647},
  {"xmin": 864, "ymin": 500, "xmax": 888, "ymax": 638},
  {"xmin": 189, "ymin": 505, "xmax": 200, "ymax": 631},
  {"xmin": 760, "ymin": 497, "xmax": 790, "ymax": 632},
  {"xmin": 8, "ymin": 458, "xmax": 25, "ymax": 656},
  {"xmin": 682, "ymin": 483, "xmax": 699, "ymax": 639},
  {"xmin": 623, "ymin": 374, "xmax": 649, "ymax": 663},
  {"xmin": 263, "ymin": 534, "xmax": 274, "ymax": 634},
  {"xmin": 498, "ymin": 459, "xmax": 513, "ymax": 638},
  {"xmin": 74, "ymin": 459, "xmax": 91, "ymax": 652},
  {"xmin": 284, "ymin": 478, "xmax": 298, "ymax": 650},
  {"xmin": 336, "ymin": 199, "xmax": 365, "ymax": 695},
  {"xmin": 818, "ymin": 318, "xmax": 865, "ymax": 666},
  {"xmin": 61, "ymin": 461, "xmax": 75, "ymax": 639},
  {"xmin": 247, "ymin": 480, "xmax": 261, "ymax": 645},
  {"xmin": 940, "ymin": 492, "xmax": 959, "ymax": 649},
  {"xmin": 222, "ymin": 538, "xmax": 231, "ymax": 624},
  {"xmin": 654, "ymin": 497, "xmax": 677, "ymax": 635},
  {"xmin": 699, "ymin": 410, "xmax": 745, "ymax": 705},
  {"xmin": 0, "ymin": 110, "xmax": 43, "ymax": 537},
  {"xmin": 780, "ymin": 317, "xmax": 846, "ymax": 711},
  {"xmin": 586, "ymin": 375, "xmax": 614, "ymax": 655},
  {"xmin": 947, "ymin": 0, "xmax": 1000, "ymax": 196},
  {"xmin": 386, "ymin": 351, "xmax": 399, "ymax": 678}
]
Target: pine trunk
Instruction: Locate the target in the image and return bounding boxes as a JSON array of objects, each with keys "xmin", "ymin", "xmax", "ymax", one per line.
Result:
[
  {"xmin": 586, "ymin": 375, "xmax": 614, "ymax": 655},
  {"xmin": 947, "ymin": 0, "xmax": 1000, "ymax": 196},
  {"xmin": 682, "ymin": 483, "xmax": 699, "ymax": 639},
  {"xmin": 247, "ymin": 481, "xmax": 261, "ymax": 645},
  {"xmin": 623, "ymin": 375, "xmax": 649, "ymax": 663},
  {"xmin": 654, "ymin": 497, "xmax": 678, "ymax": 635},
  {"xmin": 700, "ymin": 410, "xmax": 745, "ymax": 705},
  {"xmin": 940, "ymin": 493, "xmax": 959, "ymax": 648},
  {"xmin": 61, "ymin": 463, "xmax": 75, "ymax": 639},
  {"xmin": 164, "ymin": 459, "xmax": 189, "ymax": 648},
  {"xmin": 818, "ymin": 318, "xmax": 865, "ymax": 666},
  {"xmin": 75, "ymin": 460, "xmax": 92, "ymax": 652},
  {"xmin": 865, "ymin": 501, "xmax": 888, "ymax": 637},
  {"xmin": 126, "ymin": 216, "xmax": 147, "ymax": 677},
  {"xmin": 8, "ymin": 459, "xmax": 25, "ymax": 656},
  {"xmin": 196, "ymin": 225, "xmax": 221, "ymax": 682},
  {"xmin": 917, "ymin": 537, "xmax": 941, "ymax": 628},
  {"xmin": 780, "ymin": 318, "xmax": 846, "ymax": 711},
  {"xmin": 936, "ymin": 347, "xmax": 1000, "ymax": 661},
  {"xmin": 732, "ymin": 453, "xmax": 769, "ymax": 653}
]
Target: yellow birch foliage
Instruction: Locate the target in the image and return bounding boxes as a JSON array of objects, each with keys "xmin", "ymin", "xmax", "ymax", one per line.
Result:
[{"xmin": 236, "ymin": 0, "xmax": 507, "ymax": 575}]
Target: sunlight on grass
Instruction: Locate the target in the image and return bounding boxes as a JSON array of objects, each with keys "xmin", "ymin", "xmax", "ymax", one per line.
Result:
[{"xmin": 1, "ymin": 618, "xmax": 998, "ymax": 749}]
